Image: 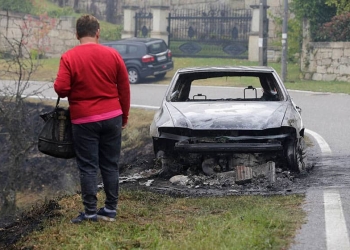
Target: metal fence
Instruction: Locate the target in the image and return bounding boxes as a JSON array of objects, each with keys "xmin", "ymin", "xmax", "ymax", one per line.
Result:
[
  {"xmin": 134, "ymin": 8, "xmax": 153, "ymax": 38},
  {"xmin": 168, "ymin": 6, "xmax": 251, "ymax": 58},
  {"xmin": 134, "ymin": 5, "xmax": 252, "ymax": 58}
]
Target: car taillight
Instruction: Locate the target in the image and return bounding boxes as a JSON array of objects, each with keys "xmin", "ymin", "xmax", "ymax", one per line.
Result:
[
  {"xmin": 142, "ymin": 55, "xmax": 155, "ymax": 63},
  {"xmin": 168, "ymin": 50, "xmax": 172, "ymax": 57}
]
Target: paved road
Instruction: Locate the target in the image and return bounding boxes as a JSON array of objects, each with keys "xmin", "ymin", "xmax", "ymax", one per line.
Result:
[{"xmin": 3, "ymin": 80, "xmax": 350, "ymax": 249}]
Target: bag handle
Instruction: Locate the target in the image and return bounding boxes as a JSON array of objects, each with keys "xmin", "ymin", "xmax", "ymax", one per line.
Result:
[{"xmin": 55, "ymin": 97, "xmax": 60, "ymax": 108}]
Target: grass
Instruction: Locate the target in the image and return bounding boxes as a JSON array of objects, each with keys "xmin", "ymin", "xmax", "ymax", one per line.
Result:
[
  {"xmin": 16, "ymin": 191, "xmax": 305, "ymax": 250},
  {"xmin": 169, "ymin": 40, "xmax": 248, "ymax": 58},
  {"xmin": 122, "ymin": 108, "xmax": 155, "ymax": 150}
]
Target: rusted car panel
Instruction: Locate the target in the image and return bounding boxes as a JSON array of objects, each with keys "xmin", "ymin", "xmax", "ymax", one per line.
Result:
[{"xmin": 150, "ymin": 66, "xmax": 306, "ymax": 175}]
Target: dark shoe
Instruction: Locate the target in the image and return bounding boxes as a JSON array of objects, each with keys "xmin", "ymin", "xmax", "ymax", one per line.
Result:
[
  {"xmin": 71, "ymin": 212, "xmax": 98, "ymax": 224},
  {"xmin": 97, "ymin": 207, "xmax": 116, "ymax": 222}
]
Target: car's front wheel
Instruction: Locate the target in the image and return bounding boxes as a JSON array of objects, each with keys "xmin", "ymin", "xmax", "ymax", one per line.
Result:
[
  {"xmin": 285, "ymin": 137, "xmax": 307, "ymax": 172},
  {"xmin": 128, "ymin": 68, "xmax": 140, "ymax": 84},
  {"xmin": 156, "ymin": 150, "xmax": 182, "ymax": 178}
]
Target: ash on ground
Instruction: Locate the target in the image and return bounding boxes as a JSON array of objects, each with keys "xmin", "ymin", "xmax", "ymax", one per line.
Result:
[{"xmin": 119, "ymin": 143, "xmax": 317, "ymax": 197}]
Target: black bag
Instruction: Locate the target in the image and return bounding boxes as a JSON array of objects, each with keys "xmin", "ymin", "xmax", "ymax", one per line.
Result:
[{"xmin": 38, "ymin": 97, "xmax": 76, "ymax": 159}]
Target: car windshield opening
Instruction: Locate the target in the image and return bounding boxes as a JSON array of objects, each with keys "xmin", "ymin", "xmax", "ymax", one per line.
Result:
[{"xmin": 169, "ymin": 72, "xmax": 283, "ymax": 102}]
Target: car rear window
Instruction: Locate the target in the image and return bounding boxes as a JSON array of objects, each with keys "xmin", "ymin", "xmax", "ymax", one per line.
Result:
[{"xmin": 147, "ymin": 42, "xmax": 167, "ymax": 54}]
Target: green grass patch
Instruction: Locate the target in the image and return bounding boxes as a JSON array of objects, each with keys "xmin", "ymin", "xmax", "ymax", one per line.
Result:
[
  {"xmin": 16, "ymin": 190, "xmax": 305, "ymax": 250},
  {"xmin": 169, "ymin": 40, "xmax": 248, "ymax": 58},
  {"xmin": 122, "ymin": 108, "xmax": 155, "ymax": 150}
]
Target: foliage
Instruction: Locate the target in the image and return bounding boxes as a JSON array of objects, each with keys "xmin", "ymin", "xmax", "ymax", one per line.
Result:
[
  {"xmin": 22, "ymin": 14, "xmax": 57, "ymax": 57},
  {"xmin": 0, "ymin": 13, "xmax": 54, "ymax": 216},
  {"xmin": 268, "ymin": 11, "xmax": 302, "ymax": 63},
  {"xmin": 326, "ymin": 0, "xmax": 350, "ymax": 14},
  {"xmin": 291, "ymin": 0, "xmax": 337, "ymax": 42},
  {"xmin": 100, "ymin": 24, "xmax": 123, "ymax": 42},
  {"xmin": 0, "ymin": 0, "xmax": 33, "ymax": 13},
  {"xmin": 316, "ymin": 12, "xmax": 350, "ymax": 41},
  {"xmin": 46, "ymin": 6, "xmax": 75, "ymax": 18}
]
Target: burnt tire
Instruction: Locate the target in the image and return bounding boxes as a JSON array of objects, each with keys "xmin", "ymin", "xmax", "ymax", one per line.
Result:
[
  {"xmin": 286, "ymin": 137, "xmax": 307, "ymax": 172},
  {"xmin": 128, "ymin": 68, "xmax": 140, "ymax": 84},
  {"xmin": 156, "ymin": 151, "xmax": 182, "ymax": 178}
]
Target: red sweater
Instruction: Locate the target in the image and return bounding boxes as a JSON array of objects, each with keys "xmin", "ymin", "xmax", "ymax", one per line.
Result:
[{"xmin": 54, "ymin": 43, "xmax": 130, "ymax": 125}]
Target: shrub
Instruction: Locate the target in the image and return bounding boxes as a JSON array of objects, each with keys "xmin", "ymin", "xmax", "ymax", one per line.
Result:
[
  {"xmin": 316, "ymin": 12, "xmax": 350, "ymax": 41},
  {"xmin": 47, "ymin": 7, "xmax": 75, "ymax": 18},
  {"xmin": 100, "ymin": 24, "xmax": 123, "ymax": 41}
]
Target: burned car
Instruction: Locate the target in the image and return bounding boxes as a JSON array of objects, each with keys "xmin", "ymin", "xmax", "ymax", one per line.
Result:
[{"xmin": 150, "ymin": 66, "xmax": 306, "ymax": 177}]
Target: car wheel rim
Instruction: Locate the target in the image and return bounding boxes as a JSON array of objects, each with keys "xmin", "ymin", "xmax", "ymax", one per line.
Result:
[
  {"xmin": 128, "ymin": 70, "xmax": 138, "ymax": 84},
  {"xmin": 286, "ymin": 137, "xmax": 306, "ymax": 172}
]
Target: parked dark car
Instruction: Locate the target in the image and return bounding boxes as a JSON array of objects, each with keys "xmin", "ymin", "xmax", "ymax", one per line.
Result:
[
  {"xmin": 150, "ymin": 66, "xmax": 307, "ymax": 177},
  {"xmin": 102, "ymin": 37, "xmax": 174, "ymax": 84}
]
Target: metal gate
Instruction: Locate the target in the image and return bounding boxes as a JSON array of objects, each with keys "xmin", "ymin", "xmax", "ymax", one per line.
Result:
[
  {"xmin": 134, "ymin": 8, "xmax": 153, "ymax": 37},
  {"xmin": 168, "ymin": 5, "xmax": 252, "ymax": 58},
  {"xmin": 134, "ymin": 5, "xmax": 252, "ymax": 58}
]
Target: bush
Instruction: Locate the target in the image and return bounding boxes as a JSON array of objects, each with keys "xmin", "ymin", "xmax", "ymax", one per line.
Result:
[
  {"xmin": 100, "ymin": 24, "xmax": 123, "ymax": 41},
  {"xmin": 47, "ymin": 7, "xmax": 75, "ymax": 18},
  {"xmin": 316, "ymin": 12, "xmax": 350, "ymax": 41}
]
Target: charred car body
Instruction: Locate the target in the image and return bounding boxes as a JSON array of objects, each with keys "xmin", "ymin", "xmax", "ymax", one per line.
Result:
[{"xmin": 150, "ymin": 66, "xmax": 306, "ymax": 177}]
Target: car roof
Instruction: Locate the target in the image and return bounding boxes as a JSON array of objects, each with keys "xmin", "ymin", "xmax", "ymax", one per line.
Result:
[
  {"xmin": 102, "ymin": 37, "xmax": 164, "ymax": 45},
  {"xmin": 176, "ymin": 66, "xmax": 276, "ymax": 74}
]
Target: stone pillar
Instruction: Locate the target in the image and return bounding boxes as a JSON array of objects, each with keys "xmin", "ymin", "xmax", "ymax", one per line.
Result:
[
  {"xmin": 249, "ymin": 5, "xmax": 260, "ymax": 61},
  {"xmin": 150, "ymin": 0, "xmax": 170, "ymax": 45},
  {"xmin": 121, "ymin": 1, "xmax": 139, "ymax": 39}
]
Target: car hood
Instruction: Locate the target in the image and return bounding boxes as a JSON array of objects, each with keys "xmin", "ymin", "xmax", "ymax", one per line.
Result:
[{"xmin": 164, "ymin": 102, "xmax": 289, "ymax": 130}]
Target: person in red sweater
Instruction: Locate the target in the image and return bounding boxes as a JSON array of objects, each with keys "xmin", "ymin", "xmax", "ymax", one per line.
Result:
[{"xmin": 54, "ymin": 14, "xmax": 130, "ymax": 223}]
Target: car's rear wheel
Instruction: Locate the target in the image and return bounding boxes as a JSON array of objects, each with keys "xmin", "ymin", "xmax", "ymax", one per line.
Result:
[
  {"xmin": 155, "ymin": 73, "xmax": 166, "ymax": 80},
  {"xmin": 128, "ymin": 68, "xmax": 140, "ymax": 84},
  {"xmin": 286, "ymin": 137, "xmax": 307, "ymax": 172}
]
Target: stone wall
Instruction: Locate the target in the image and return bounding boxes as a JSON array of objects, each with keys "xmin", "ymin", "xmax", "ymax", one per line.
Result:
[
  {"xmin": 0, "ymin": 11, "xmax": 77, "ymax": 58},
  {"xmin": 302, "ymin": 42, "xmax": 350, "ymax": 82}
]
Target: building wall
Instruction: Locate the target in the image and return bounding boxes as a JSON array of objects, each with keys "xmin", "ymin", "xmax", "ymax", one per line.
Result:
[{"xmin": 302, "ymin": 42, "xmax": 350, "ymax": 82}]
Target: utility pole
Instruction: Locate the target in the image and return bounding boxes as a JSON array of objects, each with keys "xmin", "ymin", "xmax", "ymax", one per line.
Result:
[
  {"xmin": 259, "ymin": 0, "xmax": 268, "ymax": 66},
  {"xmin": 281, "ymin": 0, "xmax": 288, "ymax": 81}
]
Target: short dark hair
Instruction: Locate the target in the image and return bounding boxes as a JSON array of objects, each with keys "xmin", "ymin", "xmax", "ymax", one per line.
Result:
[{"xmin": 76, "ymin": 14, "xmax": 100, "ymax": 39}]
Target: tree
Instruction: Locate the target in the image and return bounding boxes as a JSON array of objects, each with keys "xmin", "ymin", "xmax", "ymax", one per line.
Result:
[
  {"xmin": 0, "ymin": 0, "xmax": 33, "ymax": 13},
  {"xmin": 291, "ymin": 0, "xmax": 336, "ymax": 41},
  {"xmin": 106, "ymin": 0, "xmax": 116, "ymax": 23},
  {"xmin": 0, "ymin": 16, "xmax": 52, "ymax": 216},
  {"xmin": 326, "ymin": 0, "xmax": 350, "ymax": 14},
  {"xmin": 316, "ymin": 12, "xmax": 350, "ymax": 41}
]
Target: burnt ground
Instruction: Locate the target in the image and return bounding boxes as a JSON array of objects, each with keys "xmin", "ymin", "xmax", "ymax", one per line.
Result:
[
  {"xmin": 118, "ymin": 140, "xmax": 320, "ymax": 198},
  {"xmin": 0, "ymin": 138, "xmax": 321, "ymax": 249}
]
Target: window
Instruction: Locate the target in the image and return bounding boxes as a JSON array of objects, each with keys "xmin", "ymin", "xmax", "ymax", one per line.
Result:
[
  {"xmin": 112, "ymin": 44, "xmax": 127, "ymax": 55},
  {"xmin": 147, "ymin": 42, "xmax": 167, "ymax": 54}
]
